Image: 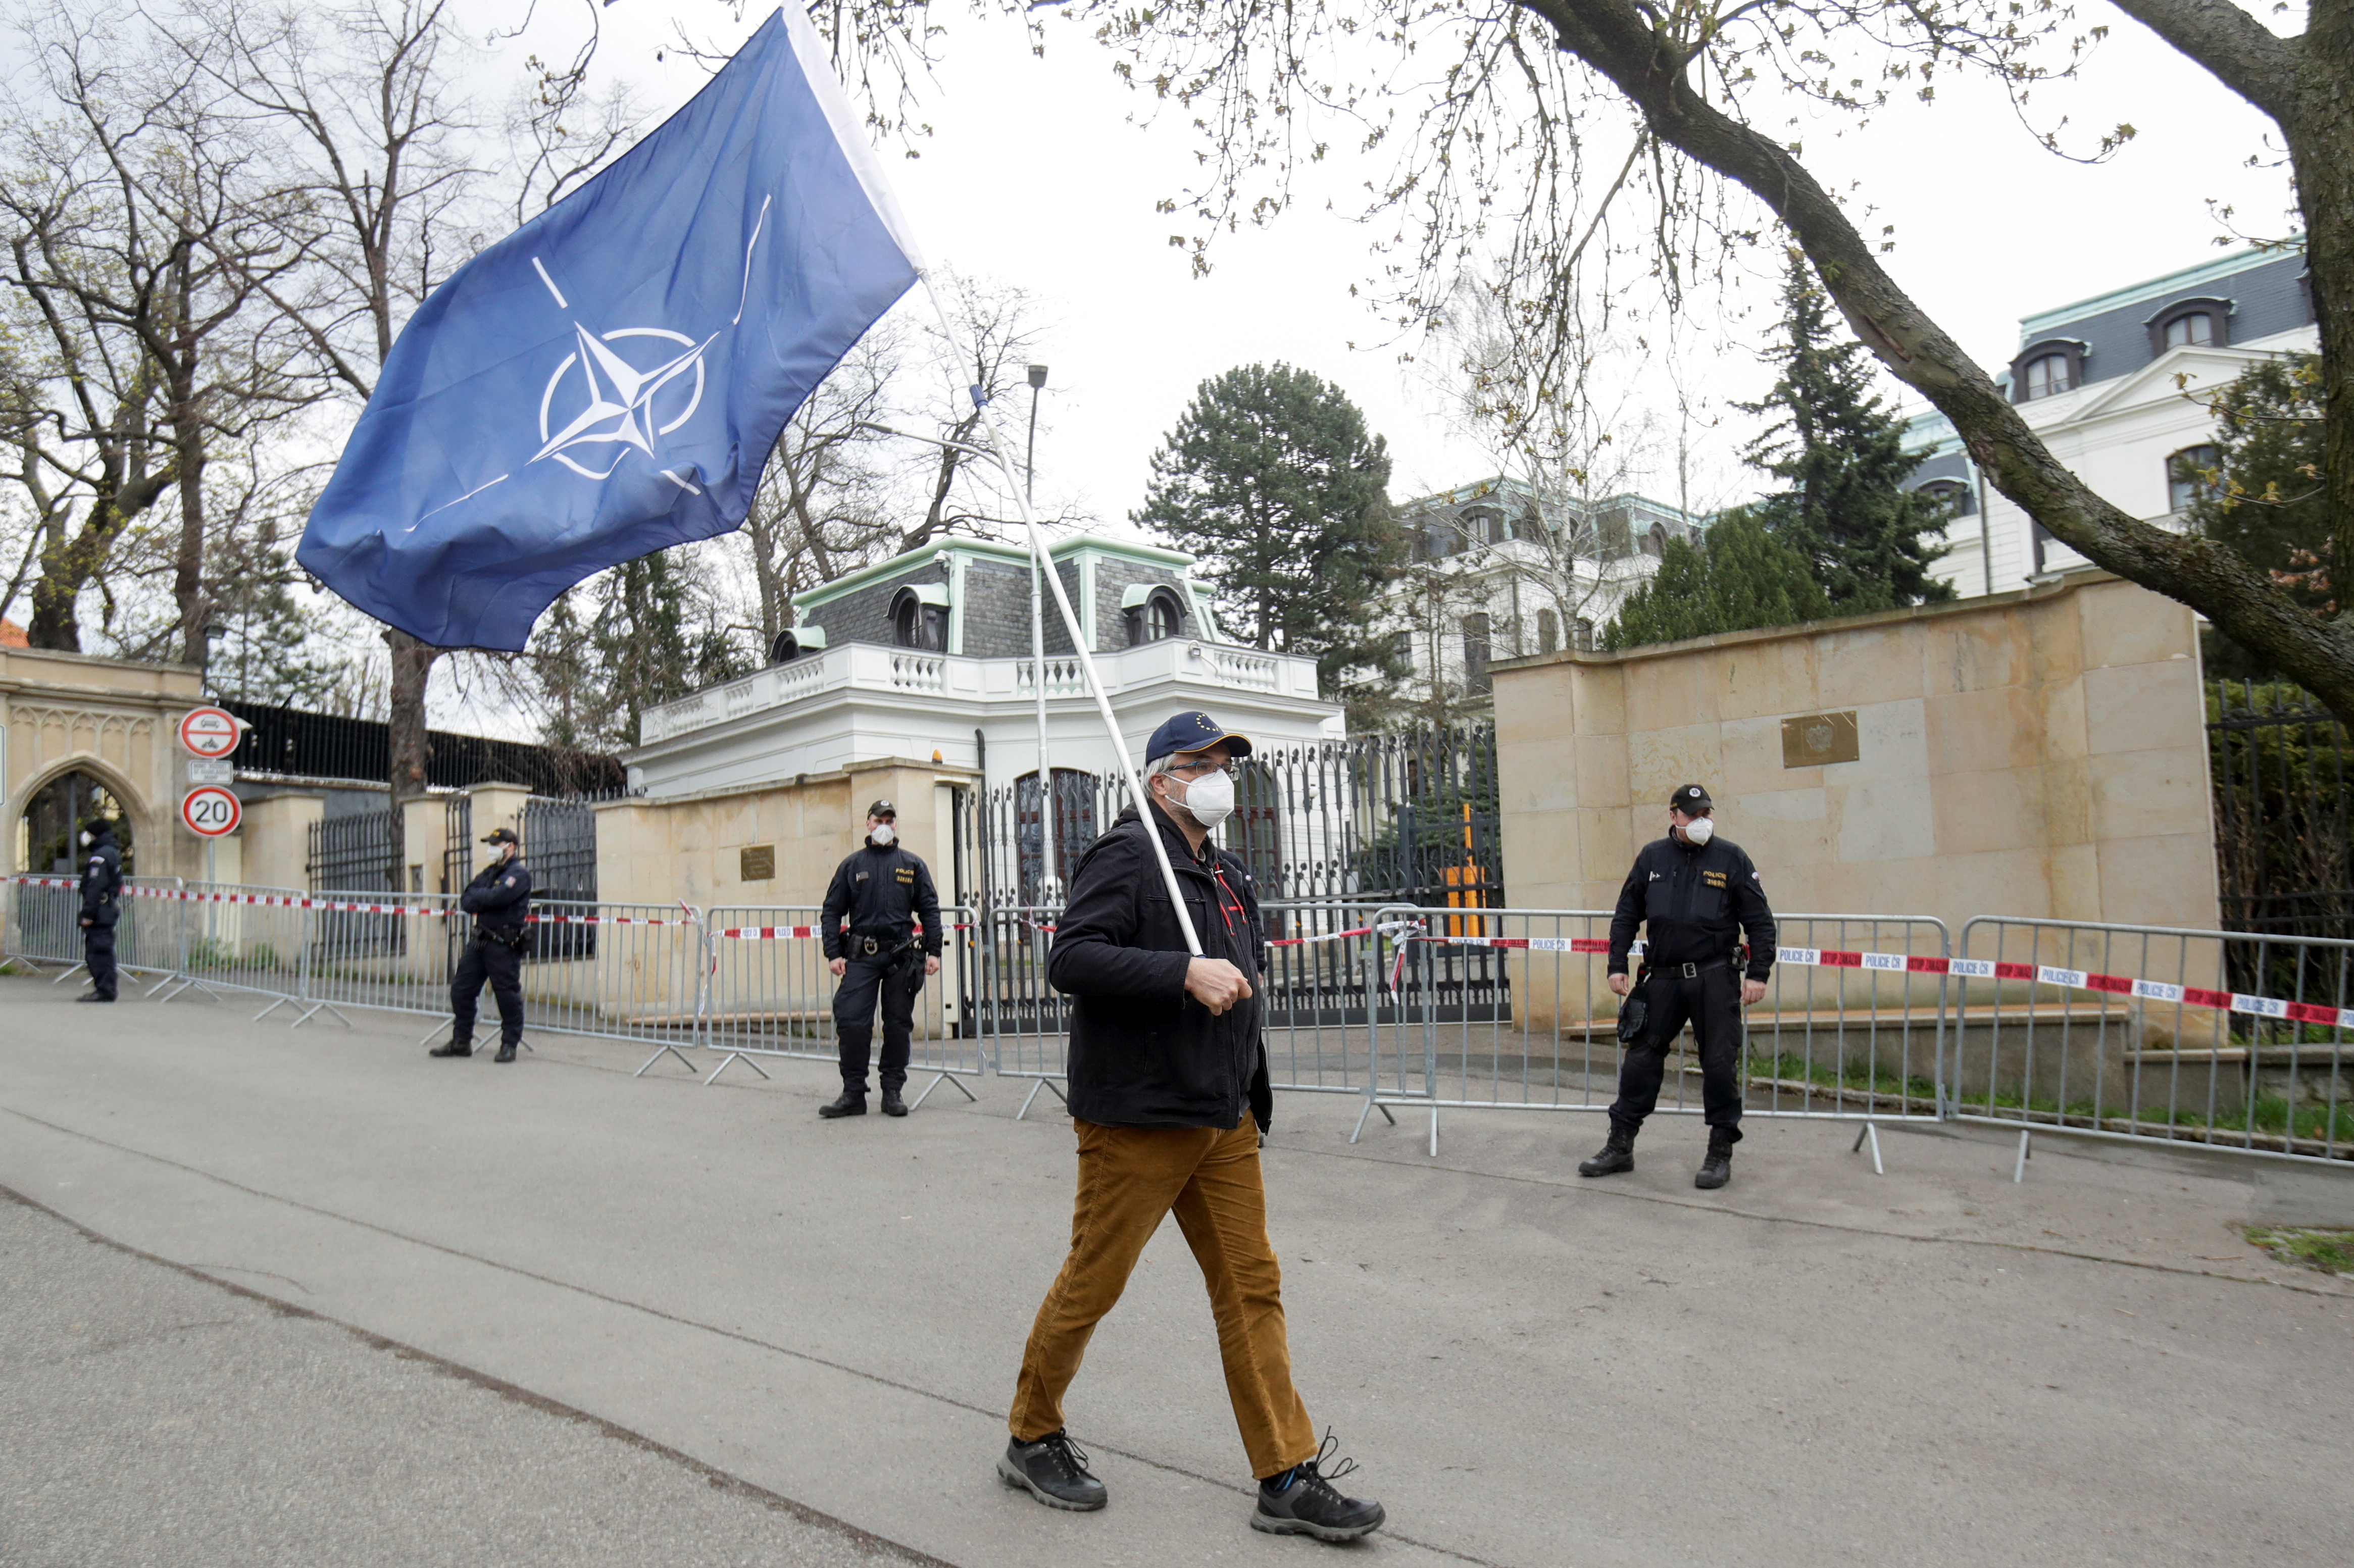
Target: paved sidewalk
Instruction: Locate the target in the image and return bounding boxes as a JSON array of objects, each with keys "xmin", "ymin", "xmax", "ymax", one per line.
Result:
[{"xmin": 2, "ymin": 973, "xmax": 2351, "ymax": 1567}]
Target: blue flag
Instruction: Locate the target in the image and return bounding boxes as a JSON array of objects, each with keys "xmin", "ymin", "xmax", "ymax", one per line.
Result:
[{"xmin": 298, "ymin": 7, "xmax": 921, "ymax": 651}]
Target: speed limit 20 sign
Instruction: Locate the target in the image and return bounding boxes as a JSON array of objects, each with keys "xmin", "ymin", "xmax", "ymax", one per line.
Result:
[
  {"xmin": 180, "ymin": 786, "xmax": 241, "ymax": 838},
  {"xmin": 178, "ymin": 706, "xmax": 241, "ymax": 759}
]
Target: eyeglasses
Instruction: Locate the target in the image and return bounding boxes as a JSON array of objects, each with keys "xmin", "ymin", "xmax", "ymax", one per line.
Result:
[{"xmin": 1166, "ymin": 760, "xmax": 1235, "ymax": 779}]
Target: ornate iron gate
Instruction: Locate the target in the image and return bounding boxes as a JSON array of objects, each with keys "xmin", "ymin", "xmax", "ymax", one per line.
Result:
[{"xmin": 2208, "ymin": 681, "xmax": 2352, "ymax": 999}]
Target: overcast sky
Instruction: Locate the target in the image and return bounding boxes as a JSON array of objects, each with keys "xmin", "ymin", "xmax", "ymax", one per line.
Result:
[{"xmin": 585, "ymin": 3, "xmax": 2295, "ymax": 531}]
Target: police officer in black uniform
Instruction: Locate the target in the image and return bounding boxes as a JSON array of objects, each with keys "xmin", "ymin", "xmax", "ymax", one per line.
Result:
[
  {"xmin": 1582, "ymin": 783, "xmax": 1777, "ymax": 1190},
  {"xmin": 432, "ymin": 826, "xmax": 532, "ymax": 1064},
  {"xmin": 819, "ymin": 799, "xmax": 943, "ymax": 1119},
  {"xmin": 76, "ymin": 817, "xmax": 124, "ymax": 1003}
]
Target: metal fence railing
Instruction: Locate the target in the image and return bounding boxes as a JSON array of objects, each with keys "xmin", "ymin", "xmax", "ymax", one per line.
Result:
[
  {"xmin": 1362, "ymin": 906, "xmax": 1950, "ymax": 1160},
  {"xmin": 700, "ymin": 905, "xmax": 983, "ymax": 1108},
  {"xmin": 1954, "ymin": 916, "xmax": 2353, "ymax": 1172},
  {"xmin": 14, "ymin": 872, "xmax": 2348, "ymax": 1173}
]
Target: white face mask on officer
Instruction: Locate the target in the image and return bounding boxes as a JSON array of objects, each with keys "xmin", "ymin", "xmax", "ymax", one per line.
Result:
[
  {"xmin": 869, "ymin": 822, "xmax": 896, "ymax": 847},
  {"xmin": 80, "ymin": 830, "xmax": 93, "ymax": 848},
  {"xmin": 1173, "ymin": 769, "xmax": 1236, "ymax": 831},
  {"xmin": 1681, "ymin": 815, "xmax": 1714, "ymax": 847}
]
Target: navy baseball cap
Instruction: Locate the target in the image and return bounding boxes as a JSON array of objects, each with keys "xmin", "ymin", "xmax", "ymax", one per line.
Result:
[{"xmin": 1145, "ymin": 711, "xmax": 1254, "ymax": 763}]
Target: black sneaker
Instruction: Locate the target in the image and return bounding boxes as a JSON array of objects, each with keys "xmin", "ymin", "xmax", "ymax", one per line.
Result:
[
  {"xmin": 997, "ymin": 1430, "xmax": 1107, "ymax": 1511},
  {"xmin": 1251, "ymin": 1433, "xmax": 1384, "ymax": 1542}
]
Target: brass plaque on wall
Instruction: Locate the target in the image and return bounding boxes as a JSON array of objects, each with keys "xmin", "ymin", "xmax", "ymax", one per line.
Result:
[
  {"xmin": 1780, "ymin": 711, "xmax": 1860, "ymax": 768},
  {"xmin": 738, "ymin": 844, "xmax": 776, "ymax": 881}
]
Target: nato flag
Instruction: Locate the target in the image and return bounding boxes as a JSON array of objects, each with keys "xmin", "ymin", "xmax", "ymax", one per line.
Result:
[{"xmin": 298, "ymin": 7, "xmax": 920, "ymax": 651}]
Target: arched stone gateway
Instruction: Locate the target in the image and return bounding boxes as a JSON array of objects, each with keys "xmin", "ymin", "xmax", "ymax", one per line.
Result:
[{"xmin": 17, "ymin": 764, "xmax": 141, "ymax": 877}]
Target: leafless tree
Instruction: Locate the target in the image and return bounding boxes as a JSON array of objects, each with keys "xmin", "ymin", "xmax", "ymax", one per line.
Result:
[{"xmin": 0, "ymin": 0, "xmax": 313, "ymax": 661}]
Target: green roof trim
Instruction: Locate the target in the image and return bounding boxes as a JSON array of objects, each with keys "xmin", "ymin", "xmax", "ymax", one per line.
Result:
[
  {"xmin": 2018, "ymin": 240, "xmax": 2303, "ymax": 343},
  {"xmin": 793, "ymin": 534, "xmax": 1197, "ymax": 613}
]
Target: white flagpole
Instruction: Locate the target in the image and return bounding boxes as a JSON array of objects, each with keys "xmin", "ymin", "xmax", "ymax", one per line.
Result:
[
  {"xmin": 915, "ymin": 274, "xmax": 1203, "ymax": 958},
  {"xmin": 1028, "ymin": 507, "xmax": 1057, "ymax": 908}
]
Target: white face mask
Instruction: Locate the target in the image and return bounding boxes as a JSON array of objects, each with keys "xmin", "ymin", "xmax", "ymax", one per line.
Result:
[
  {"xmin": 1681, "ymin": 816, "xmax": 1714, "ymax": 846},
  {"xmin": 869, "ymin": 822, "xmax": 896, "ymax": 847},
  {"xmin": 80, "ymin": 831, "xmax": 92, "ymax": 847},
  {"xmin": 1175, "ymin": 770, "xmax": 1236, "ymax": 831}
]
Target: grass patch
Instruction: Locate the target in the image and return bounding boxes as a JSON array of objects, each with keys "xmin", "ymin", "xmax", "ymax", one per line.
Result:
[{"xmin": 2241, "ymin": 1226, "xmax": 2354, "ymax": 1278}]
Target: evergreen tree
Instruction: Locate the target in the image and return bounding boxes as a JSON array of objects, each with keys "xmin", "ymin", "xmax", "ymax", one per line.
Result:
[
  {"xmin": 2185, "ymin": 353, "xmax": 2331, "ymax": 680},
  {"xmin": 1603, "ymin": 510, "xmax": 1831, "ymax": 649},
  {"xmin": 526, "ymin": 548, "xmax": 747, "ymax": 748},
  {"xmin": 1132, "ymin": 364, "xmax": 1406, "ymax": 692},
  {"xmin": 1739, "ymin": 251, "xmax": 1955, "ymax": 612}
]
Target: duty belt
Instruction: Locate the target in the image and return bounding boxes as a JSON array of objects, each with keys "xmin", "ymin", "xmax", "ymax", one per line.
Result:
[
  {"xmin": 856, "ymin": 934, "xmax": 901, "ymax": 958},
  {"xmin": 1664, "ymin": 956, "xmax": 1735, "ymax": 979}
]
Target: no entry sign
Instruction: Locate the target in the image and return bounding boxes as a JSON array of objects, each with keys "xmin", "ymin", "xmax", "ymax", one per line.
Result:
[
  {"xmin": 178, "ymin": 706, "xmax": 240, "ymax": 759},
  {"xmin": 180, "ymin": 786, "xmax": 241, "ymax": 837}
]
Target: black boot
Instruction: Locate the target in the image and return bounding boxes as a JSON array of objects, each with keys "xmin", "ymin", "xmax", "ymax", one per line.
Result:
[
  {"xmin": 1251, "ymin": 1433, "xmax": 1384, "ymax": 1541},
  {"xmin": 880, "ymin": 1089, "xmax": 908, "ymax": 1118},
  {"xmin": 819, "ymin": 1089, "xmax": 866, "ymax": 1118},
  {"xmin": 1695, "ymin": 1128, "xmax": 1735, "ymax": 1190},
  {"xmin": 1577, "ymin": 1124, "xmax": 1636, "ymax": 1177},
  {"xmin": 429, "ymin": 1040, "xmax": 473, "ymax": 1058},
  {"xmin": 997, "ymin": 1430, "xmax": 1107, "ymax": 1511},
  {"xmin": 493, "ymin": 1042, "xmax": 517, "ymax": 1064}
]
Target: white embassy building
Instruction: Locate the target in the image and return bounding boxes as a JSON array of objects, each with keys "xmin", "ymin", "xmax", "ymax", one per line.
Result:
[{"xmin": 1902, "ymin": 243, "xmax": 2314, "ymax": 593}]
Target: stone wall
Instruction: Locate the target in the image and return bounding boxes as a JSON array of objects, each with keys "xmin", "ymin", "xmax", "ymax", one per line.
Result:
[
  {"xmin": 2, "ymin": 644, "xmax": 206, "ymax": 880},
  {"xmin": 594, "ymin": 757, "xmax": 979, "ymax": 914},
  {"xmin": 1491, "ymin": 571, "xmax": 2220, "ymax": 949}
]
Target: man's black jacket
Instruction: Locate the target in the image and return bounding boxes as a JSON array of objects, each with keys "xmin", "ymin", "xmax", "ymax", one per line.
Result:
[
  {"xmin": 79, "ymin": 830, "xmax": 123, "ymax": 927},
  {"xmin": 820, "ymin": 842, "xmax": 943, "ymax": 959},
  {"xmin": 460, "ymin": 857, "xmax": 532, "ymax": 934},
  {"xmin": 1046, "ymin": 801, "xmax": 1272, "ymax": 1132},
  {"xmin": 1608, "ymin": 834, "xmax": 1777, "ymax": 981}
]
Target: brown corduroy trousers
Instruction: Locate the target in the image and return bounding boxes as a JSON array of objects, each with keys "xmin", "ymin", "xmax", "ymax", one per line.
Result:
[{"xmin": 1008, "ymin": 1118, "xmax": 1318, "ymax": 1479}]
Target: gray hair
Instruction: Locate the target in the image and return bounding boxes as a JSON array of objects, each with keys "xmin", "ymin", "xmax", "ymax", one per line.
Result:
[{"xmin": 1144, "ymin": 753, "xmax": 1179, "ymax": 781}]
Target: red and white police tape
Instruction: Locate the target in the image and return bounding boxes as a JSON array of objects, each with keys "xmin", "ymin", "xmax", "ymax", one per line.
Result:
[{"xmin": 1405, "ymin": 925, "xmax": 2353, "ymax": 1028}]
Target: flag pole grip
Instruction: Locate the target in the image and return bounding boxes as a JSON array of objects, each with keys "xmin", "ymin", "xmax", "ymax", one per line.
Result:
[{"xmin": 914, "ymin": 273, "xmax": 1204, "ymax": 958}]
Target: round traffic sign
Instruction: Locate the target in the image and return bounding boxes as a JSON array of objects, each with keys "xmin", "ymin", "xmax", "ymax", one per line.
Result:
[
  {"xmin": 178, "ymin": 706, "xmax": 241, "ymax": 759},
  {"xmin": 180, "ymin": 786, "xmax": 241, "ymax": 837}
]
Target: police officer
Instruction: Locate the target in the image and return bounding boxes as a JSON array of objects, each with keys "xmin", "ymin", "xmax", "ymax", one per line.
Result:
[
  {"xmin": 819, "ymin": 799, "xmax": 943, "ymax": 1119},
  {"xmin": 432, "ymin": 826, "xmax": 532, "ymax": 1063},
  {"xmin": 1583, "ymin": 783, "xmax": 1777, "ymax": 1190},
  {"xmin": 76, "ymin": 817, "xmax": 124, "ymax": 1004}
]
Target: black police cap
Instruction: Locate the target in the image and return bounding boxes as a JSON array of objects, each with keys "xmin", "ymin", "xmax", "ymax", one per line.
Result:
[{"xmin": 1669, "ymin": 783, "xmax": 1713, "ymax": 811}]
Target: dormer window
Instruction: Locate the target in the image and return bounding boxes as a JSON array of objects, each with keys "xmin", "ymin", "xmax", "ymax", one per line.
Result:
[
  {"xmin": 2023, "ymin": 353, "xmax": 2071, "ymax": 399},
  {"xmin": 1917, "ymin": 479, "xmax": 1973, "ymax": 518},
  {"xmin": 1122, "ymin": 584, "xmax": 1188, "ymax": 645},
  {"xmin": 889, "ymin": 584, "xmax": 948, "ymax": 650},
  {"xmin": 2009, "ymin": 338, "xmax": 2086, "ymax": 403},
  {"xmin": 2147, "ymin": 296, "xmax": 2231, "ymax": 356}
]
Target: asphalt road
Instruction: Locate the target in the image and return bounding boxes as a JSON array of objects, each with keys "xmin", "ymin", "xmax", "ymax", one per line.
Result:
[{"xmin": 3, "ymin": 972, "xmax": 2351, "ymax": 1567}]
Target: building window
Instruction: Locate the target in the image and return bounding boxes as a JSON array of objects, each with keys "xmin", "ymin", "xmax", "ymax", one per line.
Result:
[
  {"xmin": 1917, "ymin": 479, "xmax": 1973, "ymax": 518},
  {"xmin": 1124, "ymin": 586, "xmax": 1187, "ymax": 646},
  {"xmin": 2167, "ymin": 444, "xmax": 2220, "ymax": 514},
  {"xmin": 1537, "ymin": 608, "xmax": 1559, "ymax": 655},
  {"xmin": 2147, "ymin": 296, "xmax": 2231, "ymax": 356},
  {"xmin": 1640, "ymin": 523, "xmax": 1668, "ymax": 559},
  {"xmin": 2021, "ymin": 353, "xmax": 2071, "ymax": 399},
  {"xmin": 1015, "ymin": 769, "xmax": 1097, "ymax": 899},
  {"xmin": 889, "ymin": 586, "xmax": 946, "ymax": 650},
  {"xmin": 1462, "ymin": 612, "xmax": 1492, "ymax": 696},
  {"xmin": 1574, "ymin": 617, "xmax": 1595, "ymax": 652}
]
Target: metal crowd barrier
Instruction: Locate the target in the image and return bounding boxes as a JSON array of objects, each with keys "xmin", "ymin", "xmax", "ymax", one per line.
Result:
[
  {"xmin": 162, "ymin": 881, "xmax": 318, "ymax": 1013},
  {"xmin": 1954, "ymin": 916, "xmax": 2354, "ymax": 1172},
  {"xmin": 3, "ymin": 874, "xmax": 188, "ymax": 990},
  {"xmin": 1364, "ymin": 905, "xmax": 1949, "ymax": 1160},
  {"xmin": 700, "ymin": 904, "xmax": 982, "ymax": 1108},
  {"xmin": 975, "ymin": 904, "xmax": 1070, "ymax": 1118}
]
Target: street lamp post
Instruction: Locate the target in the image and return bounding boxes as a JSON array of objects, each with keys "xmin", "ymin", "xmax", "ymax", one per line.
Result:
[{"xmin": 1022, "ymin": 365, "xmax": 1055, "ymax": 903}]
